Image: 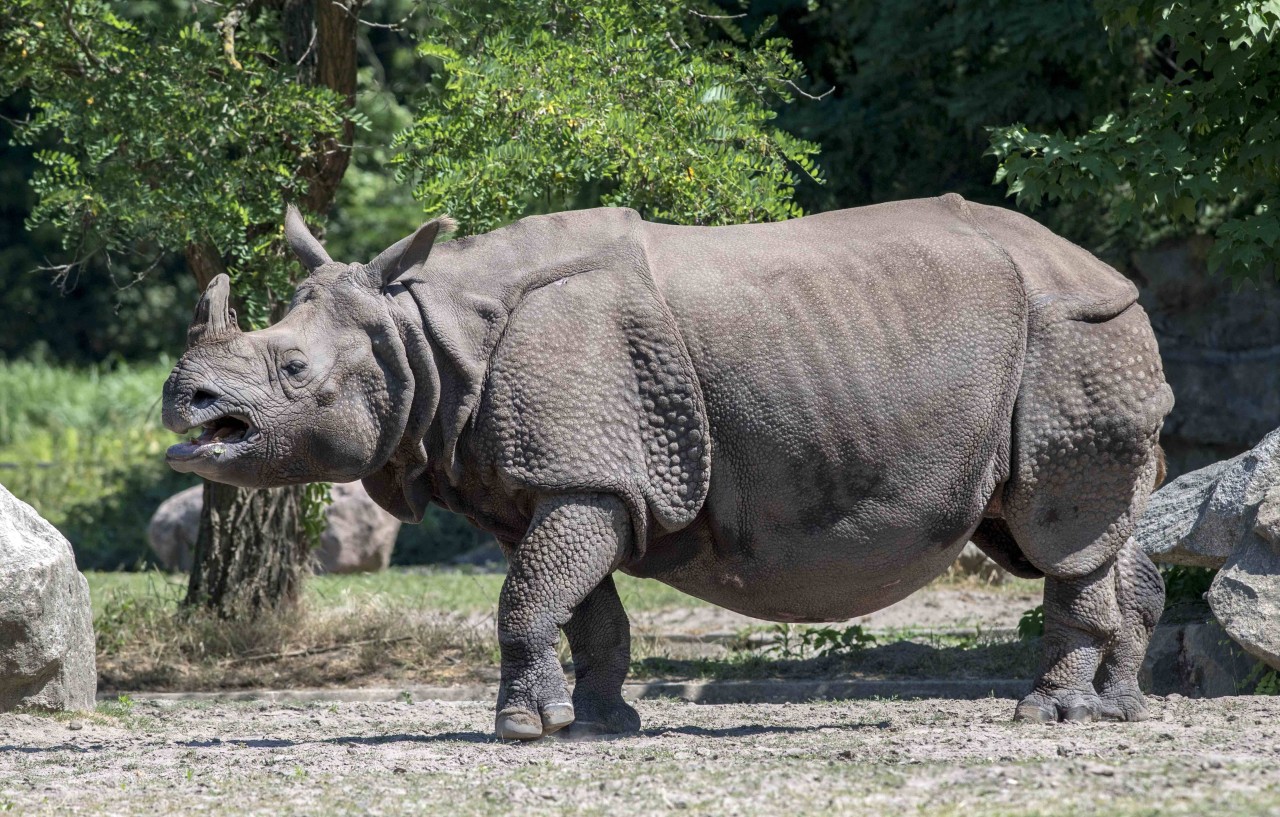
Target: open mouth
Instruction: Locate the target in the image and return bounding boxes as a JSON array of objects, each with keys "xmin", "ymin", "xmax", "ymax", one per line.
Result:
[{"xmin": 166, "ymin": 413, "xmax": 260, "ymax": 463}]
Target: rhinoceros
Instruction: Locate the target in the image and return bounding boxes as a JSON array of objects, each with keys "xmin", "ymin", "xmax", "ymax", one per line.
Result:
[{"xmin": 163, "ymin": 195, "xmax": 1173, "ymax": 739}]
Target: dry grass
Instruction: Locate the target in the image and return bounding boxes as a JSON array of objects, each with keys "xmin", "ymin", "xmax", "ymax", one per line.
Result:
[
  {"xmin": 89, "ymin": 567, "xmax": 1040, "ymax": 693},
  {"xmin": 93, "ymin": 573, "xmax": 498, "ymax": 692}
]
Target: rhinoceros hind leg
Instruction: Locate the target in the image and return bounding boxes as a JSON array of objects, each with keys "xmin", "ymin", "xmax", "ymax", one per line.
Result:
[
  {"xmin": 1000, "ymin": 304, "xmax": 1170, "ymax": 723},
  {"xmin": 1093, "ymin": 537, "xmax": 1163, "ymax": 722},
  {"xmin": 1014, "ymin": 554, "xmax": 1131, "ymax": 723}
]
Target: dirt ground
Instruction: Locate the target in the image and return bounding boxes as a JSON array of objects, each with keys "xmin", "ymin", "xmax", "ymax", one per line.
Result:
[
  {"xmin": 630, "ymin": 582, "xmax": 1041, "ymax": 638},
  {"xmin": 4, "ymin": 695, "xmax": 1279, "ymax": 816}
]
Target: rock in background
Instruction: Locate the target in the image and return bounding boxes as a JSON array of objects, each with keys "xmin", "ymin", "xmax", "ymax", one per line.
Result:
[
  {"xmin": 149, "ymin": 482, "xmax": 401, "ymax": 574},
  {"xmin": 1133, "ymin": 238, "xmax": 1280, "ymax": 477},
  {"xmin": 1136, "ymin": 427, "xmax": 1280, "ymax": 673},
  {"xmin": 947, "ymin": 542, "xmax": 1007, "ymax": 584},
  {"xmin": 0, "ymin": 482, "xmax": 96, "ymax": 712}
]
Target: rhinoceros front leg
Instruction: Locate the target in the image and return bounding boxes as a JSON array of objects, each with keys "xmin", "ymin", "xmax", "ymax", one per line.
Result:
[{"xmin": 495, "ymin": 493, "xmax": 631, "ymax": 740}]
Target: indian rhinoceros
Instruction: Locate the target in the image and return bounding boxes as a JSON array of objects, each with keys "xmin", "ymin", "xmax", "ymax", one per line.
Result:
[{"xmin": 162, "ymin": 195, "xmax": 1174, "ymax": 739}]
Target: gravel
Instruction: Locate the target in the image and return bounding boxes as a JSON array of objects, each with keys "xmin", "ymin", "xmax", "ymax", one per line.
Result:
[{"xmin": 3, "ymin": 695, "xmax": 1279, "ymax": 815}]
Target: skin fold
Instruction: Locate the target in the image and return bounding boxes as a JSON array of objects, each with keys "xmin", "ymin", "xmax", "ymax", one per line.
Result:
[{"xmin": 163, "ymin": 195, "xmax": 1174, "ymax": 739}]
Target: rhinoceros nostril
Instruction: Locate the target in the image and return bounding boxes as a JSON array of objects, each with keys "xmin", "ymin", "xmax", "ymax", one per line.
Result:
[{"xmin": 191, "ymin": 387, "xmax": 221, "ymax": 409}]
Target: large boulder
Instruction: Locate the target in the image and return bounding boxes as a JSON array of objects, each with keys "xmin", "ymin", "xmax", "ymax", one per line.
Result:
[
  {"xmin": 0, "ymin": 482, "xmax": 96, "ymax": 712},
  {"xmin": 947, "ymin": 542, "xmax": 1007, "ymax": 584},
  {"xmin": 1136, "ymin": 428, "xmax": 1280, "ymax": 670},
  {"xmin": 1208, "ymin": 487, "xmax": 1280, "ymax": 669},
  {"xmin": 148, "ymin": 482, "xmax": 401, "ymax": 574},
  {"xmin": 1135, "ymin": 428, "xmax": 1280, "ymax": 567},
  {"xmin": 315, "ymin": 482, "xmax": 402, "ymax": 573}
]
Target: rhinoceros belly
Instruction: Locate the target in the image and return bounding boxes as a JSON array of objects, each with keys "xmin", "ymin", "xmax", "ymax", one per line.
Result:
[{"xmin": 626, "ymin": 198, "xmax": 1025, "ymax": 620}]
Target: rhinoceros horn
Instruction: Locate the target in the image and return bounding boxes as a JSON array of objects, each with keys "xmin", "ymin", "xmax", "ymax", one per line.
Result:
[
  {"xmin": 362, "ymin": 215, "xmax": 457, "ymax": 289},
  {"xmin": 187, "ymin": 273, "xmax": 239, "ymax": 345},
  {"xmin": 285, "ymin": 204, "xmax": 332, "ymax": 272}
]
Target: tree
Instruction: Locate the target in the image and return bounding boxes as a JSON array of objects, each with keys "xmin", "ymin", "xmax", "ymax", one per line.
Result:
[
  {"xmin": 394, "ymin": 0, "xmax": 820, "ymax": 232},
  {"xmin": 2, "ymin": 0, "xmax": 817, "ymax": 610},
  {"xmin": 1, "ymin": 0, "xmax": 357, "ymax": 616},
  {"xmin": 750, "ymin": 0, "xmax": 1152, "ymax": 243},
  {"xmin": 989, "ymin": 1, "xmax": 1280, "ymax": 281}
]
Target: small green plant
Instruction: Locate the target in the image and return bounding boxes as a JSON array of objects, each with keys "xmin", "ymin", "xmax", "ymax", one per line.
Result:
[
  {"xmin": 765, "ymin": 623, "xmax": 877, "ymax": 660},
  {"xmin": 1017, "ymin": 605, "xmax": 1045, "ymax": 640},
  {"xmin": 802, "ymin": 625, "xmax": 878, "ymax": 657},
  {"xmin": 1162, "ymin": 565, "xmax": 1216, "ymax": 608},
  {"xmin": 1242, "ymin": 662, "xmax": 1280, "ymax": 696}
]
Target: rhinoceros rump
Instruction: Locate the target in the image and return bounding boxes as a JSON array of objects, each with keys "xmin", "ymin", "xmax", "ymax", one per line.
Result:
[{"xmin": 162, "ymin": 195, "xmax": 1173, "ymax": 739}]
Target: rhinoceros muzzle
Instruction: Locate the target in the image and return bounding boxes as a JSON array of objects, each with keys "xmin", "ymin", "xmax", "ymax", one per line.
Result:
[{"xmin": 165, "ymin": 412, "xmax": 262, "ymax": 471}]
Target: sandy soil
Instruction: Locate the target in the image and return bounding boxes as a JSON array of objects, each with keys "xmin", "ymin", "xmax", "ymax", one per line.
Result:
[
  {"xmin": 3, "ymin": 695, "xmax": 1278, "ymax": 816},
  {"xmin": 630, "ymin": 582, "xmax": 1041, "ymax": 638}
]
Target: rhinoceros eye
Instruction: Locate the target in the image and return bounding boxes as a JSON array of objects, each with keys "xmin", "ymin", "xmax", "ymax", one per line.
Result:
[{"xmin": 283, "ymin": 359, "xmax": 308, "ymax": 377}]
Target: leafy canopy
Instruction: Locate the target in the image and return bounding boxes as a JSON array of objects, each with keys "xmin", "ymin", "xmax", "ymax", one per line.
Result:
[
  {"xmin": 394, "ymin": 1, "xmax": 821, "ymax": 233},
  {"xmin": 0, "ymin": 1, "xmax": 352, "ymax": 325},
  {"xmin": 989, "ymin": 1, "xmax": 1280, "ymax": 280},
  {"xmin": 775, "ymin": 0, "xmax": 1146, "ymax": 216}
]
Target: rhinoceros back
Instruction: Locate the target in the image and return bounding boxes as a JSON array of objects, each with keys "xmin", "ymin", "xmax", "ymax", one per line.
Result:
[{"xmin": 961, "ymin": 199, "xmax": 1138, "ymax": 323}]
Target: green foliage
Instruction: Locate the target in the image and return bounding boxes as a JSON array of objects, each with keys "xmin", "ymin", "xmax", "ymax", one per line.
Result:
[
  {"xmin": 766, "ymin": 623, "xmax": 877, "ymax": 660},
  {"xmin": 0, "ymin": 359, "xmax": 195, "ymax": 569},
  {"xmin": 990, "ymin": 1, "xmax": 1280, "ymax": 280},
  {"xmin": 300, "ymin": 482, "xmax": 332, "ymax": 552},
  {"xmin": 1017, "ymin": 604, "xmax": 1045, "ymax": 640},
  {"xmin": 1250, "ymin": 666, "xmax": 1280, "ymax": 696},
  {"xmin": 1, "ymin": 0, "xmax": 349, "ymax": 325},
  {"xmin": 394, "ymin": 1, "xmax": 820, "ymax": 232},
  {"xmin": 767, "ymin": 0, "xmax": 1145, "ymax": 228},
  {"xmin": 1162, "ymin": 563, "xmax": 1216, "ymax": 607}
]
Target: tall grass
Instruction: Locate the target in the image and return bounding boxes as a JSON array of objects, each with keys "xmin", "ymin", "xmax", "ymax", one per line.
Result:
[
  {"xmin": 0, "ymin": 358, "xmax": 194, "ymax": 569},
  {"xmin": 0, "ymin": 359, "xmax": 173, "ymax": 448}
]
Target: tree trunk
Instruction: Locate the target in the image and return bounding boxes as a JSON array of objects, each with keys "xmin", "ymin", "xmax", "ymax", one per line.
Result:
[
  {"xmin": 186, "ymin": 481, "xmax": 311, "ymax": 617},
  {"xmin": 182, "ymin": 0, "xmax": 358, "ymax": 616}
]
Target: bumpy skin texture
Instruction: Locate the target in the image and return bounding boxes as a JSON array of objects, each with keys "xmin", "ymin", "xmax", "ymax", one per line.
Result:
[{"xmin": 162, "ymin": 195, "xmax": 1174, "ymax": 738}]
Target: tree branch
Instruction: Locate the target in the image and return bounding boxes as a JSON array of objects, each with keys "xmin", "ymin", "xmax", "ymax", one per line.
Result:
[{"xmin": 59, "ymin": 6, "xmax": 112, "ymax": 73}]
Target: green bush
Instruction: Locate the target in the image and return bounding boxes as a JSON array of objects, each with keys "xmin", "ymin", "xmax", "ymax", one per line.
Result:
[{"xmin": 0, "ymin": 359, "xmax": 195, "ymax": 569}]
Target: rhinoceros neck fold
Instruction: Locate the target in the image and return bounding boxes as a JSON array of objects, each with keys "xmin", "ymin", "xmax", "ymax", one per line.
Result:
[{"xmin": 368, "ymin": 207, "xmax": 647, "ymax": 523}]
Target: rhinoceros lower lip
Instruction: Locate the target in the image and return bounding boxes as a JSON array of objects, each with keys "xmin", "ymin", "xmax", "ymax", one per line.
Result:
[{"xmin": 166, "ymin": 414, "xmax": 260, "ymax": 462}]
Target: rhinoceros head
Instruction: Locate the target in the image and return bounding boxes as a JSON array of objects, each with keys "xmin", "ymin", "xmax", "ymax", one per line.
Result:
[{"xmin": 162, "ymin": 206, "xmax": 451, "ymax": 488}]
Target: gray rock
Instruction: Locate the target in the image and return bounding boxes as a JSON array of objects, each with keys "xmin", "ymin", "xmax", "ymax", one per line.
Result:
[
  {"xmin": 147, "ymin": 486, "xmax": 201, "ymax": 573},
  {"xmin": 948, "ymin": 542, "xmax": 1007, "ymax": 584},
  {"xmin": 315, "ymin": 482, "xmax": 402, "ymax": 574},
  {"xmin": 1136, "ymin": 427, "xmax": 1280, "ymax": 567},
  {"xmin": 149, "ymin": 482, "xmax": 401, "ymax": 574},
  {"xmin": 1141, "ymin": 615, "xmax": 1265, "ymax": 698},
  {"xmin": 0, "ymin": 482, "xmax": 96, "ymax": 712},
  {"xmin": 1207, "ymin": 486, "xmax": 1280, "ymax": 669}
]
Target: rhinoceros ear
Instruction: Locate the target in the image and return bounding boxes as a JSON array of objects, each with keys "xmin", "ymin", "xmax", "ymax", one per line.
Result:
[
  {"xmin": 285, "ymin": 204, "xmax": 332, "ymax": 272},
  {"xmin": 188, "ymin": 273, "xmax": 240, "ymax": 346},
  {"xmin": 362, "ymin": 216, "xmax": 457, "ymax": 289}
]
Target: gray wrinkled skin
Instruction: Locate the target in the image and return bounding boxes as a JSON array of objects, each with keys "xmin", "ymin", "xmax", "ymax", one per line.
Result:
[{"xmin": 163, "ymin": 195, "xmax": 1174, "ymax": 738}]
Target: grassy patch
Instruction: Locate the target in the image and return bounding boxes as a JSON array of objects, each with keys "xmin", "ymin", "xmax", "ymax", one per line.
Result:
[
  {"xmin": 86, "ymin": 568, "xmax": 723, "ymax": 691},
  {"xmin": 0, "ymin": 359, "xmax": 196, "ymax": 569},
  {"xmin": 87, "ymin": 569, "xmax": 1038, "ymax": 691}
]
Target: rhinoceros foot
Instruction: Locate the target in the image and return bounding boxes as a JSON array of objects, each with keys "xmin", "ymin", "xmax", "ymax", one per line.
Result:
[
  {"xmin": 1014, "ymin": 688, "xmax": 1126, "ymax": 723},
  {"xmin": 556, "ymin": 693, "xmax": 640, "ymax": 740},
  {"xmin": 496, "ymin": 702, "xmax": 574, "ymax": 741}
]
